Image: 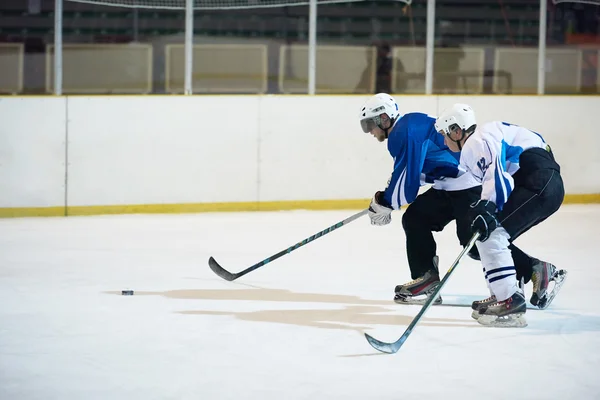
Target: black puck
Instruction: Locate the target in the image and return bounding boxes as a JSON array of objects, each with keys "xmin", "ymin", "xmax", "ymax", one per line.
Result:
[{"xmin": 122, "ymin": 290, "xmax": 134, "ymax": 296}]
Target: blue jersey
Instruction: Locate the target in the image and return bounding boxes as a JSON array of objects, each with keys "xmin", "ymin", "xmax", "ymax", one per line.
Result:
[{"xmin": 383, "ymin": 113, "xmax": 467, "ymax": 209}]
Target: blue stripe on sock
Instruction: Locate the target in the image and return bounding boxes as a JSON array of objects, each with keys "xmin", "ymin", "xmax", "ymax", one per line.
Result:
[
  {"xmin": 489, "ymin": 273, "xmax": 516, "ymax": 283},
  {"xmin": 485, "ymin": 266, "xmax": 515, "ymax": 278}
]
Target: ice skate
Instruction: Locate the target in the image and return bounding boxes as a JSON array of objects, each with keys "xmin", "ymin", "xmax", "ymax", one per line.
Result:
[
  {"xmin": 475, "ymin": 291, "xmax": 528, "ymax": 328},
  {"xmin": 530, "ymin": 260, "xmax": 567, "ymax": 310},
  {"xmin": 472, "ymin": 277, "xmax": 525, "ymax": 319},
  {"xmin": 394, "ymin": 257, "xmax": 442, "ymax": 305},
  {"xmin": 470, "ymin": 295, "xmax": 496, "ymax": 320}
]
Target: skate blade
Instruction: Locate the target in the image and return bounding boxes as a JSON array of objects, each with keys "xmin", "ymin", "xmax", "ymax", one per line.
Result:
[
  {"xmin": 536, "ymin": 270, "xmax": 568, "ymax": 310},
  {"xmin": 476, "ymin": 313, "xmax": 528, "ymax": 328},
  {"xmin": 394, "ymin": 295, "xmax": 443, "ymax": 305}
]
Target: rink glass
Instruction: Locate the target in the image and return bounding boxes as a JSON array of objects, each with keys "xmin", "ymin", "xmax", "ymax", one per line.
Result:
[{"xmin": 0, "ymin": 0, "xmax": 597, "ymax": 95}]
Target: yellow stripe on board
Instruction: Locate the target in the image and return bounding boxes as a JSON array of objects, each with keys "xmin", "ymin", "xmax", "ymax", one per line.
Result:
[
  {"xmin": 562, "ymin": 194, "xmax": 600, "ymax": 204},
  {"xmin": 0, "ymin": 207, "xmax": 66, "ymax": 218},
  {"xmin": 1, "ymin": 194, "xmax": 599, "ymax": 218},
  {"xmin": 66, "ymin": 199, "xmax": 369, "ymax": 216}
]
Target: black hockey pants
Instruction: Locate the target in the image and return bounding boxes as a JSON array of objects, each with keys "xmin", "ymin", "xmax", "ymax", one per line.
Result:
[
  {"xmin": 401, "ymin": 147, "xmax": 563, "ymax": 283},
  {"xmin": 402, "ymin": 186, "xmax": 482, "ymax": 280},
  {"xmin": 497, "ymin": 147, "xmax": 565, "ymax": 283}
]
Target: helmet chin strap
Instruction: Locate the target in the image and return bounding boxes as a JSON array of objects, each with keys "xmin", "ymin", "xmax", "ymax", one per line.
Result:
[
  {"xmin": 456, "ymin": 139, "xmax": 463, "ymax": 151},
  {"xmin": 379, "ymin": 117, "xmax": 395, "ymax": 139},
  {"xmin": 448, "ymin": 129, "xmax": 466, "ymax": 150}
]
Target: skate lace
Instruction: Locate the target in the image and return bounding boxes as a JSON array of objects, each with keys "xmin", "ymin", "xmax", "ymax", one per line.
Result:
[
  {"xmin": 531, "ymin": 271, "xmax": 540, "ymax": 290},
  {"xmin": 488, "ymin": 296, "xmax": 513, "ymax": 308},
  {"xmin": 493, "ymin": 293, "xmax": 526, "ymax": 309},
  {"xmin": 488, "ymin": 300, "xmax": 502, "ymax": 308},
  {"xmin": 405, "ymin": 276, "xmax": 425, "ymax": 286},
  {"xmin": 475, "ymin": 295, "xmax": 496, "ymax": 304}
]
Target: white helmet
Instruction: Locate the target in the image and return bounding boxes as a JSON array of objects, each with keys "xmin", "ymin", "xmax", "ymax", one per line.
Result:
[
  {"xmin": 359, "ymin": 93, "xmax": 400, "ymax": 133},
  {"xmin": 434, "ymin": 103, "xmax": 477, "ymax": 137}
]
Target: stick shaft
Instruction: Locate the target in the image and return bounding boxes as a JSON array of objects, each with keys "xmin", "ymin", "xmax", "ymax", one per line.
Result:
[
  {"xmin": 365, "ymin": 232, "xmax": 480, "ymax": 353},
  {"xmin": 209, "ymin": 209, "xmax": 369, "ymax": 281}
]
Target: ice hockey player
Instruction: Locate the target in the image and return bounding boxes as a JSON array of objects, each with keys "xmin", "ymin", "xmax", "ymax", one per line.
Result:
[
  {"xmin": 360, "ymin": 93, "xmax": 483, "ymax": 305},
  {"xmin": 434, "ymin": 103, "xmax": 567, "ymax": 327}
]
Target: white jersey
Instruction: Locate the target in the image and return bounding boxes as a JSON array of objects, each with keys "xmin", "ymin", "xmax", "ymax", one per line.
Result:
[
  {"xmin": 431, "ymin": 165, "xmax": 481, "ymax": 192},
  {"xmin": 461, "ymin": 121, "xmax": 549, "ymax": 210}
]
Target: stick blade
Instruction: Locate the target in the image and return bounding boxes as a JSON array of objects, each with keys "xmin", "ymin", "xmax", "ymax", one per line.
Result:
[
  {"xmin": 208, "ymin": 257, "xmax": 237, "ymax": 281},
  {"xmin": 364, "ymin": 333, "xmax": 402, "ymax": 354}
]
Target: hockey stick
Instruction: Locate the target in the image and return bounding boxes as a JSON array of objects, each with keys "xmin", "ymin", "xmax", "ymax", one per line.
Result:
[
  {"xmin": 208, "ymin": 208, "xmax": 369, "ymax": 281},
  {"xmin": 364, "ymin": 232, "xmax": 480, "ymax": 354}
]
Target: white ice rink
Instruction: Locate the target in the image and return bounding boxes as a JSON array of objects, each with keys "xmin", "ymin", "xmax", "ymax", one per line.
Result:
[{"xmin": 1, "ymin": 205, "xmax": 600, "ymax": 400}]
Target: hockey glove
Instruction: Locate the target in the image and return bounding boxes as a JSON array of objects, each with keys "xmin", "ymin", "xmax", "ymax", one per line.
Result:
[
  {"xmin": 470, "ymin": 200, "xmax": 498, "ymax": 242},
  {"xmin": 368, "ymin": 191, "xmax": 393, "ymax": 226}
]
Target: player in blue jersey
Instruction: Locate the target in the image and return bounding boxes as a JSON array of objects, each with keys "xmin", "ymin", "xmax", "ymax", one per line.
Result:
[
  {"xmin": 435, "ymin": 103, "xmax": 567, "ymax": 327},
  {"xmin": 359, "ymin": 93, "xmax": 562, "ymax": 310},
  {"xmin": 360, "ymin": 93, "xmax": 483, "ymax": 305}
]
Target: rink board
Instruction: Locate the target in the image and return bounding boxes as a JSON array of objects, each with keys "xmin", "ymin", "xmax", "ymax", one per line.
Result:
[{"xmin": 1, "ymin": 95, "xmax": 599, "ymax": 217}]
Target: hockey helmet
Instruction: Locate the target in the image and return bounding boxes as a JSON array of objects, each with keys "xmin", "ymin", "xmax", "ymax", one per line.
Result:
[
  {"xmin": 434, "ymin": 103, "xmax": 477, "ymax": 137},
  {"xmin": 359, "ymin": 93, "xmax": 400, "ymax": 133}
]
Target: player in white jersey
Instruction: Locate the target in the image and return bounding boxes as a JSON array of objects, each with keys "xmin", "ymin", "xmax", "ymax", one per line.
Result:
[{"xmin": 434, "ymin": 104, "xmax": 567, "ymax": 327}]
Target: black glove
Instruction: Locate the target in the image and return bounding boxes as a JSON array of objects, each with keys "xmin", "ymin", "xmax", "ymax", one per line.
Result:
[{"xmin": 470, "ymin": 200, "xmax": 498, "ymax": 242}]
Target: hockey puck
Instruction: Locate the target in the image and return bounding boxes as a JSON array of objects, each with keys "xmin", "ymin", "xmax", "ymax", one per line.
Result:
[{"xmin": 122, "ymin": 290, "xmax": 134, "ymax": 296}]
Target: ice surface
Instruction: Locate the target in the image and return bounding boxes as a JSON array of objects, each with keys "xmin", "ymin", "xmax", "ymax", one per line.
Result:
[{"xmin": 1, "ymin": 205, "xmax": 599, "ymax": 400}]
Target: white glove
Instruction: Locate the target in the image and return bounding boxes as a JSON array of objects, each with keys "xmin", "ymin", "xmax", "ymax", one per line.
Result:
[{"xmin": 368, "ymin": 191, "xmax": 393, "ymax": 226}]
